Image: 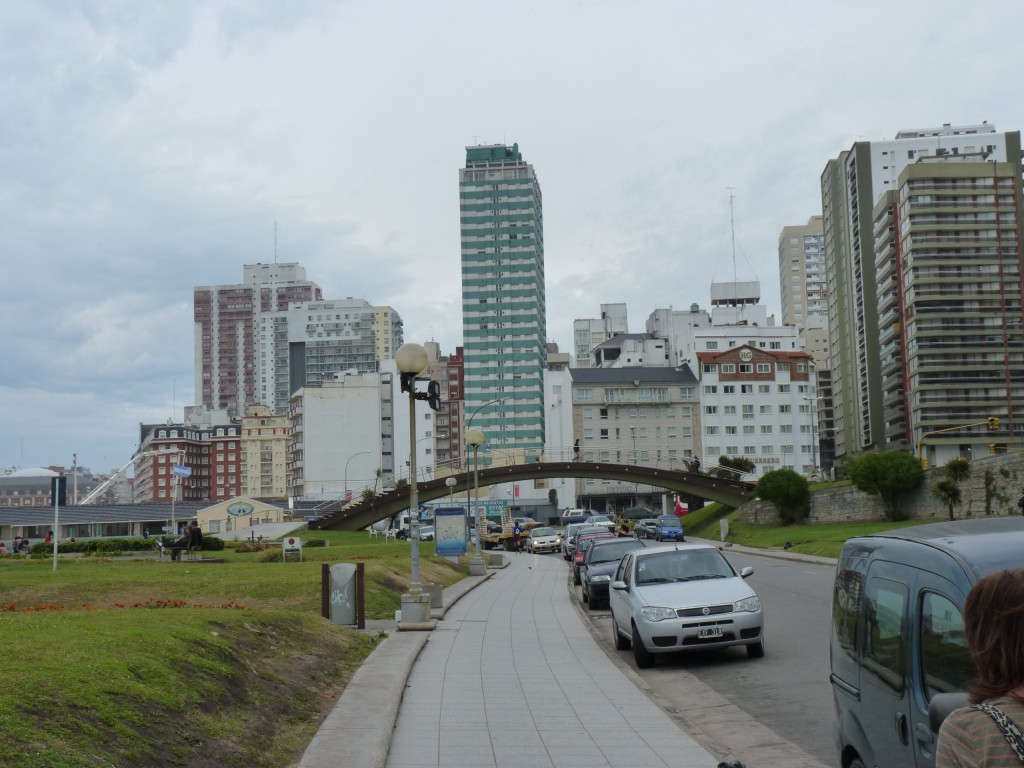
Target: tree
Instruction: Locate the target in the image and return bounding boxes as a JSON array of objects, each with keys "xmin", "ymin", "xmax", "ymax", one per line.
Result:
[
  {"xmin": 754, "ymin": 468, "xmax": 810, "ymax": 525},
  {"xmin": 943, "ymin": 457, "xmax": 971, "ymax": 485},
  {"xmin": 848, "ymin": 451, "xmax": 924, "ymax": 521},
  {"xmin": 932, "ymin": 479, "xmax": 963, "ymax": 521}
]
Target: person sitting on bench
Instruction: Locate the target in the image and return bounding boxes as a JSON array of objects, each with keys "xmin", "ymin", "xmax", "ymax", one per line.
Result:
[{"xmin": 157, "ymin": 524, "xmax": 192, "ymax": 561}]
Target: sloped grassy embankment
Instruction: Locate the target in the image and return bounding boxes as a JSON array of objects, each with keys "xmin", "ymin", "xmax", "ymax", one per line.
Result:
[{"xmin": 0, "ymin": 532, "xmax": 464, "ymax": 767}]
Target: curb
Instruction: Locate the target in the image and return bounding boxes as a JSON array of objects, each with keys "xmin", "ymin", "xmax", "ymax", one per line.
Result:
[{"xmin": 298, "ymin": 570, "xmax": 493, "ymax": 768}]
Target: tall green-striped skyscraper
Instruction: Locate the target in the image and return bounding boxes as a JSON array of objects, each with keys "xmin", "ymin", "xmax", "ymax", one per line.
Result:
[{"xmin": 460, "ymin": 143, "xmax": 547, "ymax": 456}]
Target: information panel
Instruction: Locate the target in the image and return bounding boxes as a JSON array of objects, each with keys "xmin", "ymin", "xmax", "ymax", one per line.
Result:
[{"xmin": 434, "ymin": 507, "xmax": 468, "ymax": 557}]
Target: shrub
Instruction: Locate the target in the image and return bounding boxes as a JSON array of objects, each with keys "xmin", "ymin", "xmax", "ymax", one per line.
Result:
[
  {"xmin": 255, "ymin": 549, "xmax": 283, "ymax": 563},
  {"xmin": 849, "ymin": 451, "xmax": 924, "ymax": 521},
  {"xmin": 754, "ymin": 469, "xmax": 810, "ymax": 525}
]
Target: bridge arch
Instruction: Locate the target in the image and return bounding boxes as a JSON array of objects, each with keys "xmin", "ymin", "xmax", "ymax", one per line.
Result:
[{"xmin": 310, "ymin": 461, "xmax": 755, "ymax": 531}]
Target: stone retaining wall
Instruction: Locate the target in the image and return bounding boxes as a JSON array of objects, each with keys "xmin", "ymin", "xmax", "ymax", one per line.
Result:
[{"xmin": 738, "ymin": 453, "xmax": 1024, "ymax": 525}]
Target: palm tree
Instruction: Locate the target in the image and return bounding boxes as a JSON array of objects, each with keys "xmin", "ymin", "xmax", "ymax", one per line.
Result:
[
  {"xmin": 932, "ymin": 479, "xmax": 962, "ymax": 521},
  {"xmin": 944, "ymin": 457, "xmax": 971, "ymax": 484}
]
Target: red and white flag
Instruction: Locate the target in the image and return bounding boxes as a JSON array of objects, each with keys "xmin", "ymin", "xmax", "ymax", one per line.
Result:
[{"xmin": 674, "ymin": 495, "xmax": 689, "ymax": 517}]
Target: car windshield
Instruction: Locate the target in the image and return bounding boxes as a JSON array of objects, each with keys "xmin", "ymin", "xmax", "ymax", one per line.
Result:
[
  {"xmin": 578, "ymin": 536, "xmax": 611, "ymax": 553},
  {"xmin": 634, "ymin": 549, "xmax": 735, "ymax": 585},
  {"xmin": 574, "ymin": 526, "xmax": 606, "ymax": 540},
  {"xmin": 588, "ymin": 540, "xmax": 639, "ymax": 563},
  {"xmin": 531, "ymin": 527, "xmax": 555, "ymax": 537},
  {"xmin": 657, "ymin": 517, "xmax": 682, "ymax": 528}
]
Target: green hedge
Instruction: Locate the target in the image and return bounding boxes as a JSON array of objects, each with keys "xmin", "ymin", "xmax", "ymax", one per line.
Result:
[{"xmin": 28, "ymin": 536, "xmax": 225, "ymax": 557}]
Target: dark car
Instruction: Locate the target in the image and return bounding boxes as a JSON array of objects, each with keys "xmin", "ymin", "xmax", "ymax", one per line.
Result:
[
  {"xmin": 572, "ymin": 532, "xmax": 615, "ymax": 585},
  {"xmin": 832, "ymin": 517, "xmax": 1024, "ymax": 768},
  {"xmin": 581, "ymin": 538, "xmax": 643, "ymax": 609},
  {"xmin": 633, "ymin": 519, "xmax": 659, "ymax": 539}
]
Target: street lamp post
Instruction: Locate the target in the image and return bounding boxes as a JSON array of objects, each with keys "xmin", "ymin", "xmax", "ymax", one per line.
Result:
[
  {"xmin": 395, "ymin": 342, "xmax": 432, "ymax": 627},
  {"xmin": 466, "ymin": 427, "xmax": 486, "ymax": 576},
  {"xmin": 344, "ymin": 450, "xmax": 371, "ymax": 503},
  {"xmin": 802, "ymin": 396, "xmax": 824, "ymax": 477},
  {"xmin": 630, "ymin": 425, "xmax": 638, "ymax": 508}
]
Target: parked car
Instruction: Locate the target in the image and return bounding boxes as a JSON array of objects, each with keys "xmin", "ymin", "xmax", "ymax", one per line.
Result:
[
  {"xmin": 561, "ymin": 523, "xmax": 589, "ymax": 560},
  {"xmin": 523, "ymin": 526, "xmax": 561, "ymax": 554},
  {"xmin": 609, "ymin": 543, "xmax": 764, "ymax": 668},
  {"xmin": 584, "ymin": 514, "xmax": 616, "ymax": 533},
  {"xmin": 419, "ymin": 524, "xmax": 435, "ymax": 541},
  {"xmin": 832, "ymin": 517, "xmax": 1024, "ymax": 768},
  {"xmin": 653, "ymin": 515, "xmax": 685, "ymax": 542},
  {"xmin": 572, "ymin": 532, "xmax": 616, "ymax": 585},
  {"xmin": 581, "ymin": 538, "xmax": 644, "ymax": 609},
  {"xmin": 566, "ymin": 526, "xmax": 609, "ymax": 562},
  {"xmin": 620, "ymin": 506, "xmax": 655, "ymax": 521},
  {"xmin": 634, "ymin": 519, "xmax": 659, "ymax": 539}
]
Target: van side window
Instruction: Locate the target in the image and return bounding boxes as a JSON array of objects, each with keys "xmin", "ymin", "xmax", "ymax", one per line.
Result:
[
  {"xmin": 832, "ymin": 567, "xmax": 864, "ymax": 682},
  {"xmin": 863, "ymin": 578, "xmax": 907, "ymax": 692},
  {"xmin": 920, "ymin": 592, "xmax": 975, "ymax": 701}
]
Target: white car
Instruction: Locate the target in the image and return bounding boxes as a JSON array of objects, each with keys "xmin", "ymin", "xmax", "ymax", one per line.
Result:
[
  {"xmin": 584, "ymin": 514, "xmax": 616, "ymax": 533},
  {"xmin": 609, "ymin": 543, "xmax": 764, "ymax": 668},
  {"xmin": 524, "ymin": 526, "xmax": 561, "ymax": 554}
]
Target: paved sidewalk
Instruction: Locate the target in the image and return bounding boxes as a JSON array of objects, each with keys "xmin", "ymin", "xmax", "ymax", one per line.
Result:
[{"xmin": 385, "ymin": 552, "xmax": 719, "ymax": 768}]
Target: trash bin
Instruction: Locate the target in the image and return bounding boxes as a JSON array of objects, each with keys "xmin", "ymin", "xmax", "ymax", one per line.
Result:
[{"xmin": 328, "ymin": 563, "xmax": 357, "ymax": 625}]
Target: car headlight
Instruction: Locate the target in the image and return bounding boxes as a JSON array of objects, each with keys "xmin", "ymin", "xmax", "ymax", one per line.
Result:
[
  {"xmin": 734, "ymin": 596, "xmax": 760, "ymax": 612},
  {"xmin": 639, "ymin": 606, "xmax": 678, "ymax": 622},
  {"xmin": 555, "ymin": 537, "xmax": 562, "ymax": 543},
  {"xmin": 591, "ymin": 575, "xmax": 611, "ymax": 583}
]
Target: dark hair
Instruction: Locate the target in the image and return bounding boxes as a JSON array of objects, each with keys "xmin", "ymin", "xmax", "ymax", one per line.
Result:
[{"xmin": 965, "ymin": 568, "xmax": 1024, "ymax": 704}]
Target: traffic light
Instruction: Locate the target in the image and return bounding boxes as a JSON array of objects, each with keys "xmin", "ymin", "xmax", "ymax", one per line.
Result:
[
  {"xmin": 987, "ymin": 416, "xmax": 1000, "ymax": 430},
  {"xmin": 426, "ymin": 380, "xmax": 442, "ymax": 412}
]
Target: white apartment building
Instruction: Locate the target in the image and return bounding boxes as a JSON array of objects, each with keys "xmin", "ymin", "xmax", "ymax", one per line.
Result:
[
  {"xmin": 646, "ymin": 281, "xmax": 802, "ymax": 367},
  {"xmin": 696, "ymin": 346, "xmax": 818, "ymax": 477},
  {"xmin": 778, "ymin": 216, "xmax": 829, "ymax": 364},
  {"xmin": 573, "ymin": 303, "xmax": 629, "ymax": 368}
]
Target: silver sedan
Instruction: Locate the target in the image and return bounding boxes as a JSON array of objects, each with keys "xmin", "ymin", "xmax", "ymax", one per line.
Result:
[{"xmin": 609, "ymin": 543, "xmax": 765, "ymax": 668}]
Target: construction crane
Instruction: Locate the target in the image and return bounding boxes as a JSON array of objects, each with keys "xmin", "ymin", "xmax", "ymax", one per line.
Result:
[{"xmin": 79, "ymin": 450, "xmax": 164, "ymax": 505}]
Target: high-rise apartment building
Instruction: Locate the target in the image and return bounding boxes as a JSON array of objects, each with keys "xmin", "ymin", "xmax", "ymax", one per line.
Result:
[
  {"xmin": 778, "ymin": 217, "xmax": 829, "ymax": 363},
  {"xmin": 820, "ymin": 122, "xmax": 1016, "ymax": 459},
  {"xmin": 194, "ymin": 263, "xmax": 321, "ymax": 419},
  {"xmin": 460, "ymin": 143, "xmax": 547, "ymax": 454},
  {"xmin": 873, "ymin": 143, "xmax": 1024, "ymax": 464}
]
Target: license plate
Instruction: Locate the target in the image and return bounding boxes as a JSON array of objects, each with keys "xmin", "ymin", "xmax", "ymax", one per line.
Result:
[{"xmin": 697, "ymin": 627, "xmax": 723, "ymax": 639}]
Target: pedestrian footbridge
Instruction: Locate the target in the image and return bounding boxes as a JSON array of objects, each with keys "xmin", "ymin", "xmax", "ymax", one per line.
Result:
[{"xmin": 308, "ymin": 461, "xmax": 756, "ymax": 531}]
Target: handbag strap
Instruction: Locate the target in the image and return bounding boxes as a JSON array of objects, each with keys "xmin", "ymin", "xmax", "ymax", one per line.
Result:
[{"xmin": 973, "ymin": 703, "xmax": 1024, "ymax": 763}]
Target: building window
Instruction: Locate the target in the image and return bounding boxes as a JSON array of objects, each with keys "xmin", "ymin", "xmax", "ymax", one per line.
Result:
[
  {"xmin": 742, "ymin": 405, "xmax": 754, "ymax": 419},
  {"xmin": 757, "ymin": 364, "xmax": 771, "ymax": 373},
  {"xmin": 704, "ymin": 385, "xmax": 717, "ymax": 394},
  {"xmin": 721, "ymin": 364, "xmax": 736, "ymax": 374},
  {"xmin": 703, "ymin": 364, "xmax": 717, "ymax": 374}
]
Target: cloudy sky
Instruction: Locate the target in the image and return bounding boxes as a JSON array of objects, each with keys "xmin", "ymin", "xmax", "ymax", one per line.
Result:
[{"xmin": 3, "ymin": 0, "xmax": 1023, "ymax": 473}]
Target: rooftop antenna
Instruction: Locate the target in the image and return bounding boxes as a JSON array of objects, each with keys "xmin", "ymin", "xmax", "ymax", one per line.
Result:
[{"xmin": 727, "ymin": 187, "xmax": 741, "ymax": 319}]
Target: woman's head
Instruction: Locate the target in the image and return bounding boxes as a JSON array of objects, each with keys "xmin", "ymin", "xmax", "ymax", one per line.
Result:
[{"xmin": 965, "ymin": 568, "xmax": 1024, "ymax": 703}]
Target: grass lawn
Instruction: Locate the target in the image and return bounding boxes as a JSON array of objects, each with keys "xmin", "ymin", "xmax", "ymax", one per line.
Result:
[
  {"xmin": 0, "ymin": 531, "xmax": 467, "ymax": 767},
  {"xmin": 682, "ymin": 502, "xmax": 933, "ymax": 558}
]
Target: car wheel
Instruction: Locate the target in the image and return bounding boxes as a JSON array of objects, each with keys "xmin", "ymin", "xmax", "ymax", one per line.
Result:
[
  {"xmin": 632, "ymin": 624, "xmax": 655, "ymax": 669},
  {"xmin": 613, "ymin": 617, "xmax": 631, "ymax": 650},
  {"xmin": 581, "ymin": 585, "xmax": 589, "ymax": 603},
  {"xmin": 747, "ymin": 638, "xmax": 765, "ymax": 659},
  {"xmin": 573, "ymin": 569, "xmax": 581, "ymax": 586}
]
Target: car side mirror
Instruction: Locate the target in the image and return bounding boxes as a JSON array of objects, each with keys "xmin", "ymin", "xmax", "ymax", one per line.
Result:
[
  {"xmin": 929, "ymin": 692, "xmax": 968, "ymax": 732},
  {"xmin": 740, "ymin": 566, "xmax": 754, "ymax": 579},
  {"xmin": 611, "ymin": 580, "xmax": 628, "ymax": 591}
]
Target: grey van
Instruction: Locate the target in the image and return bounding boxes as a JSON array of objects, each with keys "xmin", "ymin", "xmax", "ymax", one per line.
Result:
[{"xmin": 831, "ymin": 516, "xmax": 1024, "ymax": 768}]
